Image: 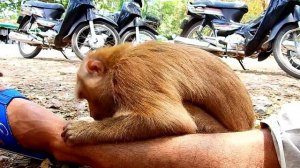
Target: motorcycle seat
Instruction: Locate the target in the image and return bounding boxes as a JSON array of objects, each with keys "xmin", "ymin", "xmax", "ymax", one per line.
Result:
[
  {"xmin": 24, "ymin": 1, "xmax": 65, "ymax": 12},
  {"xmin": 191, "ymin": 0, "xmax": 248, "ymax": 10}
]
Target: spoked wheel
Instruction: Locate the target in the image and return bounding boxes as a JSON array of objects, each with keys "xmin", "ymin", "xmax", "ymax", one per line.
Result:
[
  {"xmin": 180, "ymin": 20, "xmax": 215, "ymax": 39},
  {"xmin": 18, "ymin": 20, "xmax": 42, "ymax": 58},
  {"xmin": 273, "ymin": 24, "xmax": 300, "ymax": 79},
  {"xmin": 72, "ymin": 21, "xmax": 120, "ymax": 60},
  {"xmin": 121, "ymin": 29, "xmax": 156, "ymax": 43}
]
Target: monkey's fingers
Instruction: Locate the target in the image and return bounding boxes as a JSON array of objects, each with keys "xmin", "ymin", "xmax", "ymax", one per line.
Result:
[
  {"xmin": 61, "ymin": 120, "xmax": 92, "ymax": 146},
  {"xmin": 62, "ymin": 122, "xmax": 69, "ymax": 132},
  {"xmin": 61, "ymin": 123, "xmax": 68, "ymax": 138}
]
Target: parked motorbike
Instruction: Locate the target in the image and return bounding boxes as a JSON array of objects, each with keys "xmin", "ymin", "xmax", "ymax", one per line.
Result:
[
  {"xmin": 9, "ymin": 0, "xmax": 120, "ymax": 60},
  {"xmin": 106, "ymin": 0, "xmax": 160, "ymax": 43},
  {"xmin": 0, "ymin": 23, "xmax": 18, "ymax": 44},
  {"xmin": 175, "ymin": 0, "xmax": 300, "ymax": 79}
]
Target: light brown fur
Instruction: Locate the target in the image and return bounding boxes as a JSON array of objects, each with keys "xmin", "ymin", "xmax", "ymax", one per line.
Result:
[{"xmin": 61, "ymin": 41, "xmax": 255, "ymax": 145}]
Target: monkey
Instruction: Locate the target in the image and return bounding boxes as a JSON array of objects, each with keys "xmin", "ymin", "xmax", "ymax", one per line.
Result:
[{"xmin": 61, "ymin": 41, "xmax": 255, "ymax": 145}]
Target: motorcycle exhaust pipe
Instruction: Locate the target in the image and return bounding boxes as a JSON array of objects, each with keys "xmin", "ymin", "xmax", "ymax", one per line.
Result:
[
  {"xmin": 9, "ymin": 32, "xmax": 43, "ymax": 45},
  {"xmin": 174, "ymin": 36, "xmax": 244, "ymax": 55}
]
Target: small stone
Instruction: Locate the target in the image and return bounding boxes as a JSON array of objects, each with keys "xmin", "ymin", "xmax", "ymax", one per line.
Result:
[
  {"xmin": 49, "ymin": 99, "xmax": 62, "ymax": 109},
  {"xmin": 255, "ymin": 105, "xmax": 268, "ymax": 115},
  {"xmin": 14, "ymin": 158, "xmax": 30, "ymax": 167},
  {"xmin": 40, "ymin": 159, "xmax": 52, "ymax": 168},
  {"xmin": 0, "ymin": 156, "xmax": 9, "ymax": 162},
  {"xmin": 252, "ymin": 96, "xmax": 273, "ymax": 115}
]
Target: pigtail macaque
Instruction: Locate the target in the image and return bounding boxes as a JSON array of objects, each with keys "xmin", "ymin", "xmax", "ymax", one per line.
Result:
[{"xmin": 61, "ymin": 41, "xmax": 255, "ymax": 145}]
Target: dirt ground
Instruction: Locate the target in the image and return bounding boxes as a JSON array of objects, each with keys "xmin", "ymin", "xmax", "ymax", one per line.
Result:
[{"xmin": 0, "ymin": 44, "xmax": 299, "ymax": 167}]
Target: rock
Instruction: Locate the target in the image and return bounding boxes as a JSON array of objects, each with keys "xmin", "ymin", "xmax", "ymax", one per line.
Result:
[
  {"xmin": 74, "ymin": 102, "xmax": 88, "ymax": 111},
  {"xmin": 64, "ymin": 112, "xmax": 76, "ymax": 118},
  {"xmin": 0, "ymin": 156, "xmax": 9, "ymax": 162},
  {"xmin": 255, "ymin": 104, "xmax": 268, "ymax": 115},
  {"xmin": 14, "ymin": 158, "xmax": 30, "ymax": 167},
  {"xmin": 252, "ymin": 96, "xmax": 273, "ymax": 115},
  {"xmin": 40, "ymin": 159, "xmax": 52, "ymax": 168},
  {"xmin": 49, "ymin": 99, "xmax": 63, "ymax": 109}
]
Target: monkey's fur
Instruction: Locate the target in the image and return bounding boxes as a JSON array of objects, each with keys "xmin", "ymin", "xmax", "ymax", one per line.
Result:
[{"xmin": 62, "ymin": 41, "xmax": 255, "ymax": 145}]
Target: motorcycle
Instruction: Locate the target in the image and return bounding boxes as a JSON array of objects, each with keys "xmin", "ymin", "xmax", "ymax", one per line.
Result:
[
  {"xmin": 175, "ymin": 0, "xmax": 300, "ymax": 79},
  {"xmin": 9, "ymin": 0, "xmax": 120, "ymax": 60},
  {"xmin": 104, "ymin": 0, "xmax": 160, "ymax": 43},
  {"xmin": 0, "ymin": 23, "xmax": 18, "ymax": 44}
]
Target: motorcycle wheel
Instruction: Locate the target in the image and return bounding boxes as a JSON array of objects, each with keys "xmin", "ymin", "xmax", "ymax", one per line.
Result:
[
  {"xmin": 121, "ymin": 29, "xmax": 156, "ymax": 43},
  {"xmin": 71, "ymin": 21, "xmax": 120, "ymax": 60},
  {"xmin": 180, "ymin": 20, "xmax": 215, "ymax": 39},
  {"xmin": 273, "ymin": 24, "xmax": 300, "ymax": 79},
  {"xmin": 18, "ymin": 20, "xmax": 42, "ymax": 59}
]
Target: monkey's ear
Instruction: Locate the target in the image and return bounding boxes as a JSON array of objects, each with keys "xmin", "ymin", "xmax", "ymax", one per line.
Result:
[{"xmin": 86, "ymin": 59, "xmax": 105, "ymax": 75}]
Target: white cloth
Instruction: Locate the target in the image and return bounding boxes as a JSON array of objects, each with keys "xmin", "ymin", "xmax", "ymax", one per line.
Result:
[{"xmin": 261, "ymin": 102, "xmax": 300, "ymax": 168}]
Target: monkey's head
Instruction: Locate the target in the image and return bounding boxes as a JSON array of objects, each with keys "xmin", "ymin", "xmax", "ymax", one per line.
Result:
[
  {"xmin": 76, "ymin": 44, "xmax": 131, "ymax": 118},
  {"xmin": 76, "ymin": 51, "xmax": 107, "ymax": 118}
]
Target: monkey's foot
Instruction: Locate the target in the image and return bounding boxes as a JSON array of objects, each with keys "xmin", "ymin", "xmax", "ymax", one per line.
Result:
[{"xmin": 61, "ymin": 120, "xmax": 97, "ymax": 145}]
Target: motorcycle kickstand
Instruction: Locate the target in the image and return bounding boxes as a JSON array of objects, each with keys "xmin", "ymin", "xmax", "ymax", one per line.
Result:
[
  {"xmin": 60, "ymin": 50, "xmax": 69, "ymax": 60},
  {"xmin": 237, "ymin": 59, "xmax": 246, "ymax": 70}
]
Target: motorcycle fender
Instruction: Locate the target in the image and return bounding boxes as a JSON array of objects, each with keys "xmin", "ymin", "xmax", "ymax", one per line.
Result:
[
  {"xmin": 139, "ymin": 25, "xmax": 159, "ymax": 35},
  {"xmin": 93, "ymin": 16, "xmax": 118, "ymax": 28},
  {"xmin": 119, "ymin": 21, "xmax": 158, "ymax": 36},
  {"xmin": 64, "ymin": 14, "xmax": 88, "ymax": 39},
  {"xmin": 17, "ymin": 15, "xmax": 31, "ymax": 30},
  {"xmin": 267, "ymin": 7, "xmax": 300, "ymax": 43},
  {"xmin": 64, "ymin": 15, "xmax": 118, "ymax": 40},
  {"xmin": 119, "ymin": 20, "xmax": 136, "ymax": 36},
  {"xmin": 61, "ymin": 4, "xmax": 95, "ymax": 40},
  {"xmin": 180, "ymin": 17, "xmax": 204, "ymax": 30}
]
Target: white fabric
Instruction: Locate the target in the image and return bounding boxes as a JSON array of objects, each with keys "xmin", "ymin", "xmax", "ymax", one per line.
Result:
[{"xmin": 261, "ymin": 101, "xmax": 300, "ymax": 168}]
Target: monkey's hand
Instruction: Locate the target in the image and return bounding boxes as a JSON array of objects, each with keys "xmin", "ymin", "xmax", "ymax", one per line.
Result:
[{"xmin": 61, "ymin": 120, "xmax": 97, "ymax": 145}]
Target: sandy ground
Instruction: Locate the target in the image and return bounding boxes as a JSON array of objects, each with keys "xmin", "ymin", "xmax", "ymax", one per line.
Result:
[{"xmin": 0, "ymin": 43, "xmax": 299, "ymax": 167}]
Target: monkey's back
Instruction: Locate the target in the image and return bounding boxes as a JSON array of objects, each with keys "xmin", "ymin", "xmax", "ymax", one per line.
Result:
[{"xmin": 112, "ymin": 41, "xmax": 255, "ymax": 131}]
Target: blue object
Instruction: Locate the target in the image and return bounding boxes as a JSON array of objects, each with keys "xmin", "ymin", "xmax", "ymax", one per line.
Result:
[{"xmin": 0, "ymin": 89, "xmax": 49, "ymax": 160}]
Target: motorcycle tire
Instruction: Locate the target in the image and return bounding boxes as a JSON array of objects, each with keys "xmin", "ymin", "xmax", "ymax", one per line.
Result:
[
  {"xmin": 121, "ymin": 29, "xmax": 156, "ymax": 43},
  {"xmin": 273, "ymin": 24, "xmax": 300, "ymax": 79},
  {"xmin": 18, "ymin": 20, "xmax": 42, "ymax": 59},
  {"xmin": 71, "ymin": 21, "xmax": 120, "ymax": 60},
  {"xmin": 180, "ymin": 20, "xmax": 214, "ymax": 39}
]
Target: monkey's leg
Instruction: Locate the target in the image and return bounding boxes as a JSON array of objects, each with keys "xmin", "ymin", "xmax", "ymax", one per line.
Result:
[
  {"xmin": 62, "ymin": 102, "xmax": 197, "ymax": 145},
  {"xmin": 184, "ymin": 103, "xmax": 228, "ymax": 133}
]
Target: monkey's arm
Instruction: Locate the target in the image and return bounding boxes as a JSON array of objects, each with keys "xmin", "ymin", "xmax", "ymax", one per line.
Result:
[{"xmin": 61, "ymin": 102, "xmax": 198, "ymax": 144}]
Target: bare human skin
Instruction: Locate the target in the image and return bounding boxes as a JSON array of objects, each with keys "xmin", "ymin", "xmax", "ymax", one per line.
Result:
[{"xmin": 1, "ymin": 85, "xmax": 279, "ymax": 168}]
